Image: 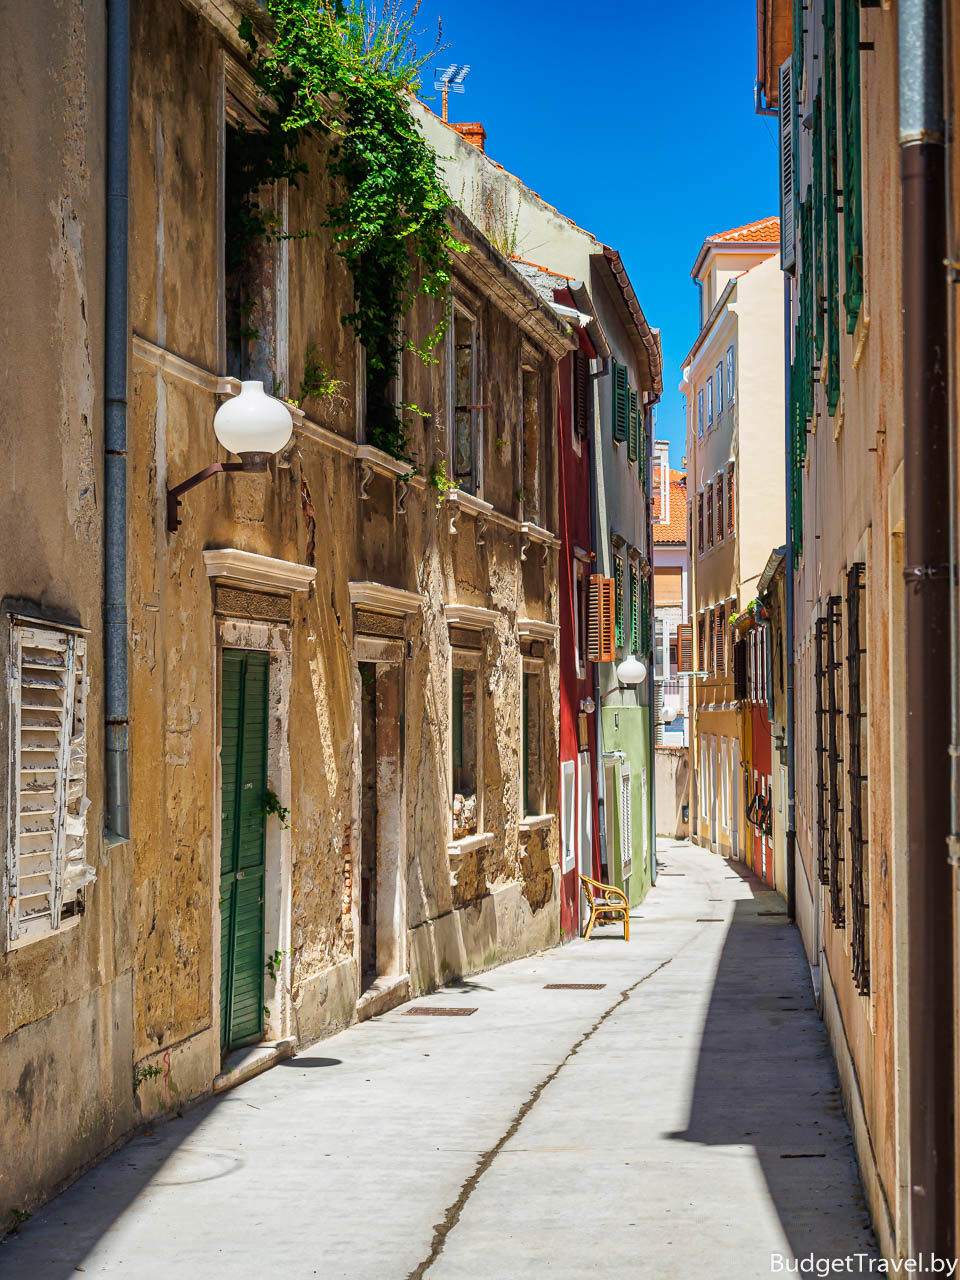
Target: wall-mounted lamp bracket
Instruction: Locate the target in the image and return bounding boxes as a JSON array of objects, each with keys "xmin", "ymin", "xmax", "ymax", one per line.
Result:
[{"xmin": 167, "ymin": 453, "xmax": 269, "ymax": 533}]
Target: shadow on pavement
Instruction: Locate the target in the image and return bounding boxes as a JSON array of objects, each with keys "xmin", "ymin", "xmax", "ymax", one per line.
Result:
[{"xmin": 671, "ymin": 889, "xmax": 877, "ymax": 1264}]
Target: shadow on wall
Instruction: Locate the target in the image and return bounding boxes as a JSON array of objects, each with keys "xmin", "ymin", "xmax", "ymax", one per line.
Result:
[
  {"xmin": 670, "ymin": 892, "xmax": 877, "ymax": 1263},
  {"xmin": 655, "ymin": 747, "xmax": 689, "ymax": 838}
]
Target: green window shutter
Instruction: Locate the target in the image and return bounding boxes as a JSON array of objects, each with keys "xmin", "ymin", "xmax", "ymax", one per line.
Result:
[
  {"xmin": 220, "ymin": 649, "xmax": 269, "ymax": 1052},
  {"xmin": 629, "ymin": 564, "xmax": 639, "ymax": 654},
  {"xmin": 813, "ymin": 94, "xmax": 825, "ymax": 363},
  {"xmin": 841, "ymin": 0, "xmax": 863, "ymax": 331},
  {"xmin": 793, "ymin": 0, "xmax": 804, "ymax": 89},
  {"xmin": 612, "ymin": 362, "xmax": 629, "ymax": 442},
  {"xmin": 823, "ymin": 0, "xmax": 841, "ymax": 415},
  {"xmin": 614, "ymin": 554, "xmax": 624, "ymax": 648},
  {"xmin": 627, "ymin": 388, "xmax": 639, "ymax": 462},
  {"xmin": 640, "ymin": 574, "xmax": 651, "ymax": 655},
  {"xmin": 452, "ymin": 668, "xmax": 464, "ymax": 771}
]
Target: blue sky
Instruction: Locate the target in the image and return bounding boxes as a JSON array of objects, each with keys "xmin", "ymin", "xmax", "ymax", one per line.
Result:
[{"xmin": 416, "ymin": 0, "xmax": 779, "ymax": 465}]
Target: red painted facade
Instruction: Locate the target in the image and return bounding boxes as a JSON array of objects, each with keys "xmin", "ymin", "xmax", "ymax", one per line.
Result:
[{"xmin": 555, "ymin": 312, "xmax": 601, "ymax": 941}]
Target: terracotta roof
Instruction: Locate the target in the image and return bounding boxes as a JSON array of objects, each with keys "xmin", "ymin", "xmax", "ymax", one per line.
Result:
[
  {"xmin": 707, "ymin": 216, "xmax": 780, "ymax": 245},
  {"xmin": 653, "ymin": 474, "xmax": 688, "ymax": 544}
]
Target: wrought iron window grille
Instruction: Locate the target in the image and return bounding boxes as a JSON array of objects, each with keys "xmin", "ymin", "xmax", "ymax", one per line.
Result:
[{"xmin": 845, "ymin": 562, "xmax": 870, "ymax": 994}]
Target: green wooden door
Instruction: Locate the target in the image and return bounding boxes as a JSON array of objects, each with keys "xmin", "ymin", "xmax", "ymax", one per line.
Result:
[{"xmin": 219, "ymin": 649, "xmax": 269, "ymax": 1052}]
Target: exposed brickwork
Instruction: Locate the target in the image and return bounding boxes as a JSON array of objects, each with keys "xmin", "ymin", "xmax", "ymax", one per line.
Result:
[{"xmin": 453, "ymin": 122, "xmax": 486, "ymax": 152}]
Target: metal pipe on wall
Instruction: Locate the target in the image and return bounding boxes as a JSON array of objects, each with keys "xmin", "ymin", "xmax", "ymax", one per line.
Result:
[
  {"xmin": 104, "ymin": 0, "xmax": 130, "ymax": 844},
  {"xmin": 783, "ymin": 277, "xmax": 796, "ymax": 923},
  {"xmin": 899, "ymin": 0, "xmax": 955, "ymax": 1255}
]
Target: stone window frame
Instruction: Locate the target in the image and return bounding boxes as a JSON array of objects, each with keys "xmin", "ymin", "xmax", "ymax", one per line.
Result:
[
  {"xmin": 449, "ymin": 646, "xmax": 484, "ymax": 845},
  {"xmin": 521, "ymin": 654, "xmax": 546, "ymax": 819},
  {"xmin": 447, "ymin": 297, "xmax": 483, "ymax": 499}
]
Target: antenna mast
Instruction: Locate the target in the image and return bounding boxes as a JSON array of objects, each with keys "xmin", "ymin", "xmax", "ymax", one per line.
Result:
[{"xmin": 434, "ymin": 63, "xmax": 471, "ymax": 122}]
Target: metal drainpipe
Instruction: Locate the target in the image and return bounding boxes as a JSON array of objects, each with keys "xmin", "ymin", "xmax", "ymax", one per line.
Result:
[
  {"xmin": 899, "ymin": 0, "xmax": 955, "ymax": 1256},
  {"xmin": 589, "ymin": 358, "xmax": 608, "ymax": 878},
  {"xmin": 783, "ymin": 277, "xmax": 796, "ymax": 923},
  {"xmin": 104, "ymin": 0, "xmax": 130, "ymax": 844},
  {"xmin": 646, "ymin": 407, "xmax": 658, "ymax": 884}
]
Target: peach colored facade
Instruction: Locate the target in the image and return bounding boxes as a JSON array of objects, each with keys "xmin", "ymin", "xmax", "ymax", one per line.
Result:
[{"xmin": 682, "ymin": 227, "xmax": 785, "ymax": 876}]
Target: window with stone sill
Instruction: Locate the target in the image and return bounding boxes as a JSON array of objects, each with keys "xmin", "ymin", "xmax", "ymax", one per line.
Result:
[
  {"xmin": 522, "ymin": 662, "xmax": 545, "ymax": 817},
  {"xmin": 521, "ymin": 364, "xmax": 541, "ymax": 525},
  {"xmin": 451, "ymin": 655, "xmax": 481, "ymax": 841},
  {"xmin": 223, "ymin": 109, "xmax": 287, "ymax": 393},
  {"xmin": 5, "ymin": 618, "xmax": 93, "ymax": 948},
  {"xmin": 450, "ymin": 307, "xmax": 480, "ymax": 496}
]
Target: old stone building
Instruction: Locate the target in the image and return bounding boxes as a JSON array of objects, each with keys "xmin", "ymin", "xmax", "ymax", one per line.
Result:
[{"xmin": 1, "ymin": 0, "xmax": 572, "ymax": 1224}]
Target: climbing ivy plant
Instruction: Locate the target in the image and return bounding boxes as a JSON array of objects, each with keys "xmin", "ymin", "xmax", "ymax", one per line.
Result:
[{"xmin": 235, "ymin": 0, "xmax": 465, "ymax": 461}]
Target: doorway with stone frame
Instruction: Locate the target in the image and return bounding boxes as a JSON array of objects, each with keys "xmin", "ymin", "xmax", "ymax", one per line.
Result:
[{"xmin": 354, "ymin": 635, "xmax": 408, "ymax": 1014}]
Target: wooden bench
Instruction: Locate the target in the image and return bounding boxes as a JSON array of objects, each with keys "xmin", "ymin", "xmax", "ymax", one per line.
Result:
[{"xmin": 579, "ymin": 874, "xmax": 630, "ymax": 941}]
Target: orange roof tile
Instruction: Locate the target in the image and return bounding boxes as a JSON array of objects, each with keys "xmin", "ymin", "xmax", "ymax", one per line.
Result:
[
  {"xmin": 707, "ymin": 216, "xmax": 780, "ymax": 245},
  {"xmin": 653, "ymin": 475, "xmax": 688, "ymax": 544}
]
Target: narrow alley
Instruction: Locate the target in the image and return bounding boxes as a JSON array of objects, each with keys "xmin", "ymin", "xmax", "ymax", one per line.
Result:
[{"xmin": 0, "ymin": 842, "xmax": 875, "ymax": 1280}]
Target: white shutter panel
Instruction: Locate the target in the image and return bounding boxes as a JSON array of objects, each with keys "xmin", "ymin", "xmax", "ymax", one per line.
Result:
[
  {"xmin": 7, "ymin": 622, "xmax": 92, "ymax": 945},
  {"xmin": 619, "ymin": 761, "xmax": 632, "ymax": 879},
  {"xmin": 779, "ymin": 57, "xmax": 796, "ymax": 273}
]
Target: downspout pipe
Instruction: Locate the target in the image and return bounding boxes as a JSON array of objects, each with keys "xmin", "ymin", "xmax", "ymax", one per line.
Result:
[
  {"xmin": 899, "ymin": 0, "xmax": 955, "ymax": 1256},
  {"xmin": 104, "ymin": 0, "xmax": 130, "ymax": 844},
  {"xmin": 646, "ymin": 406, "xmax": 657, "ymax": 885},
  {"xmin": 783, "ymin": 278, "xmax": 796, "ymax": 923}
]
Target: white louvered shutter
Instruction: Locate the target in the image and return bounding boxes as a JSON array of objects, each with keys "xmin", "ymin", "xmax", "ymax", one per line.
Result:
[
  {"xmin": 7, "ymin": 622, "xmax": 93, "ymax": 945},
  {"xmin": 779, "ymin": 58, "xmax": 796, "ymax": 273},
  {"xmin": 619, "ymin": 761, "xmax": 632, "ymax": 879}
]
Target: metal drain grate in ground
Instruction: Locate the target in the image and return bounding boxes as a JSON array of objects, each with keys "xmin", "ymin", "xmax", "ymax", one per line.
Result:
[
  {"xmin": 696, "ymin": 918, "xmax": 725, "ymax": 922},
  {"xmin": 543, "ymin": 983, "xmax": 606, "ymax": 990},
  {"xmin": 403, "ymin": 1006, "xmax": 477, "ymax": 1016}
]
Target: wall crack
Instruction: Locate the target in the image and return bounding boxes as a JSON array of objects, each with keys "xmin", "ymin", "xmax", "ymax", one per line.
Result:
[{"xmin": 405, "ymin": 954, "xmax": 675, "ymax": 1279}]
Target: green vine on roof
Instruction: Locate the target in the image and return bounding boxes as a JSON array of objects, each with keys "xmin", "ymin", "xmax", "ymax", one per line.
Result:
[{"xmin": 236, "ymin": 0, "xmax": 466, "ymax": 461}]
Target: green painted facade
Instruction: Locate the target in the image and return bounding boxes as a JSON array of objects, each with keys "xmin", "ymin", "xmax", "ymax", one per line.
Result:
[{"xmin": 602, "ymin": 703, "xmax": 653, "ymax": 907}]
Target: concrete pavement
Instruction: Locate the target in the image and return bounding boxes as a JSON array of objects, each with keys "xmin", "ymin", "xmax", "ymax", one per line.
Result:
[{"xmin": 0, "ymin": 840, "xmax": 876, "ymax": 1279}]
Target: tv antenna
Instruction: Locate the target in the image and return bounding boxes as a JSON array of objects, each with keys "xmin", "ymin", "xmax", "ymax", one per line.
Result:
[{"xmin": 434, "ymin": 63, "xmax": 470, "ymax": 122}]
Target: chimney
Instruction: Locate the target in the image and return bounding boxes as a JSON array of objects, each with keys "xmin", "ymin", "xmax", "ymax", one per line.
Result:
[{"xmin": 453, "ymin": 122, "xmax": 486, "ymax": 153}]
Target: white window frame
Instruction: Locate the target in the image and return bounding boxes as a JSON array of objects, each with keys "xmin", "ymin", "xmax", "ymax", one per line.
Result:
[
  {"xmin": 560, "ymin": 759, "xmax": 577, "ymax": 873},
  {"xmin": 5, "ymin": 617, "xmax": 92, "ymax": 950},
  {"xmin": 573, "ymin": 551, "xmax": 590, "ymax": 680},
  {"xmin": 715, "ymin": 360, "xmax": 724, "ymax": 415},
  {"xmin": 699, "ymin": 735, "xmax": 709, "ymax": 821},
  {"xmin": 706, "ymin": 375, "xmax": 714, "ymax": 428},
  {"xmin": 697, "ymin": 389, "xmax": 704, "ymax": 438},
  {"xmin": 726, "ymin": 343, "xmax": 735, "ymax": 402}
]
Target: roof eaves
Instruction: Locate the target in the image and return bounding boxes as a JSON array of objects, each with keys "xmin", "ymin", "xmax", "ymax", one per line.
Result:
[
  {"xmin": 597, "ymin": 245, "xmax": 663, "ymax": 400},
  {"xmin": 681, "ymin": 277, "xmax": 738, "ymax": 369}
]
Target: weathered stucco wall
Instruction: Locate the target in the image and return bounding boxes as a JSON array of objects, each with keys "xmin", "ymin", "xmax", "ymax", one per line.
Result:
[
  {"xmin": 789, "ymin": 0, "xmax": 903, "ymax": 1252},
  {"xmin": 124, "ymin": 0, "xmax": 565, "ymax": 1107},
  {"xmin": 0, "ymin": 0, "xmax": 139, "ymax": 1227}
]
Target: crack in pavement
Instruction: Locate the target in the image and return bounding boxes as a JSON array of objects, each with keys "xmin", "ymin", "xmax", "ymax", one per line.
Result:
[{"xmin": 405, "ymin": 954, "xmax": 675, "ymax": 1279}]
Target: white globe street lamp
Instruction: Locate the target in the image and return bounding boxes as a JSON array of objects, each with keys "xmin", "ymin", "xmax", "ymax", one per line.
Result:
[
  {"xmin": 616, "ymin": 654, "xmax": 648, "ymax": 686},
  {"xmin": 167, "ymin": 381, "xmax": 293, "ymax": 532}
]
